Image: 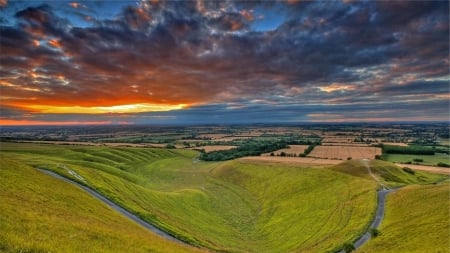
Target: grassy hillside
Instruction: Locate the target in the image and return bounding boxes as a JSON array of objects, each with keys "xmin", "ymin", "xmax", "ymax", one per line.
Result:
[
  {"xmin": 2, "ymin": 142, "xmax": 447, "ymax": 253},
  {"xmin": 355, "ymin": 182, "xmax": 450, "ymax": 253},
  {"xmin": 330, "ymin": 159, "xmax": 445, "ymax": 188},
  {"xmin": 1, "ymin": 142, "xmax": 381, "ymax": 253},
  {"xmin": 0, "ymin": 158, "xmax": 203, "ymax": 253}
]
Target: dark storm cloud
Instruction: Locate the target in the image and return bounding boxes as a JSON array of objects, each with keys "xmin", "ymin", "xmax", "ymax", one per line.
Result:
[{"xmin": 0, "ymin": 0, "xmax": 448, "ymax": 123}]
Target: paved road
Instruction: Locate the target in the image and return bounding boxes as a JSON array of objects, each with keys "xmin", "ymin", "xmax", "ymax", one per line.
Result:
[
  {"xmin": 337, "ymin": 160, "xmax": 395, "ymax": 252},
  {"xmin": 38, "ymin": 169, "xmax": 188, "ymax": 245}
]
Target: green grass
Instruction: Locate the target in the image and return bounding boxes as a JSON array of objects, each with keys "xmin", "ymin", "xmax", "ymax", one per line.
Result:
[
  {"xmin": 380, "ymin": 153, "xmax": 450, "ymax": 166},
  {"xmin": 331, "ymin": 159, "xmax": 447, "ymax": 188},
  {"xmin": 1, "ymin": 142, "xmax": 447, "ymax": 253},
  {"xmin": 355, "ymin": 182, "xmax": 450, "ymax": 253},
  {"xmin": 0, "ymin": 158, "xmax": 204, "ymax": 253}
]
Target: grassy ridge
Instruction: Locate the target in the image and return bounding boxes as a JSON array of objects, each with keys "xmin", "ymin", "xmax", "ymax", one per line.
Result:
[
  {"xmin": 330, "ymin": 160, "xmax": 445, "ymax": 188},
  {"xmin": 0, "ymin": 158, "xmax": 203, "ymax": 253},
  {"xmin": 355, "ymin": 182, "xmax": 450, "ymax": 253},
  {"xmin": 2, "ymin": 142, "xmax": 447, "ymax": 253},
  {"xmin": 1, "ymin": 142, "xmax": 381, "ymax": 252}
]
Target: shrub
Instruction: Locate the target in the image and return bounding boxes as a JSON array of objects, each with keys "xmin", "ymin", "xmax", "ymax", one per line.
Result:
[
  {"xmin": 413, "ymin": 158, "xmax": 423, "ymax": 162},
  {"xmin": 437, "ymin": 162, "xmax": 450, "ymax": 168},
  {"xmin": 370, "ymin": 228, "xmax": 380, "ymax": 238},
  {"xmin": 347, "ymin": 157, "xmax": 352, "ymax": 160},
  {"xmin": 342, "ymin": 242, "xmax": 355, "ymax": 253},
  {"xmin": 402, "ymin": 167, "xmax": 415, "ymax": 175}
]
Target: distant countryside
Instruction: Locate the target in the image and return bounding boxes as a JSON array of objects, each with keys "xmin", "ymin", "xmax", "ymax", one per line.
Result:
[{"xmin": 1, "ymin": 123, "xmax": 449, "ymax": 253}]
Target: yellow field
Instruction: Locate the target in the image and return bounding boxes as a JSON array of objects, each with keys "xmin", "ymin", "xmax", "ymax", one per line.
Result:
[
  {"xmin": 262, "ymin": 145, "xmax": 309, "ymax": 156},
  {"xmin": 309, "ymin": 145, "xmax": 381, "ymax": 160}
]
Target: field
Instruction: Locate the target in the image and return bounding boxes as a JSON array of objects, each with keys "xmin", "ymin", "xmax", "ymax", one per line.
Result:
[
  {"xmin": 262, "ymin": 145, "xmax": 309, "ymax": 156},
  {"xmin": 355, "ymin": 182, "xmax": 450, "ymax": 253},
  {"xmin": 1, "ymin": 142, "xmax": 448, "ymax": 253},
  {"xmin": 309, "ymin": 145, "xmax": 382, "ymax": 160},
  {"xmin": 0, "ymin": 158, "xmax": 203, "ymax": 253},
  {"xmin": 191, "ymin": 145, "xmax": 237, "ymax": 152},
  {"xmin": 381, "ymin": 153, "xmax": 450, "ymax": 166}
]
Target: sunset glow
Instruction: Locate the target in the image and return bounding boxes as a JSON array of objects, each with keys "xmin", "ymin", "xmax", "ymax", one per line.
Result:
[{"xmin": 27, "ymin": 104, "xmax": 187, "ymax": 114}]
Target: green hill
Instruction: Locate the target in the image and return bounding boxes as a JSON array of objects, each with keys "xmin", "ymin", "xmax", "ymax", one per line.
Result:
[
  {"xmin": 356, "ymin": 182, "xmax": 450, "ymax": 253},
  {"xmin": 1, "ymin": 142, "xmax": 447, "ymax": 253},
  {"xmin": 330, "ymin": 159, "xmax": 444, "ymax": 187},
  {"xmin": 0, "ymin": 158, "xmax": 203, "ymax": 253}
]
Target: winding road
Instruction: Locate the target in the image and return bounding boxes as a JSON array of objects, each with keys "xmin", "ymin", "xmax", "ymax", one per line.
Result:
[
  {"xmin": 39, "ymin": 159, "xmax": 393, "ymax": 253},
  {"xmin": 338, "ymin": 160, "xmax": 395, "ymax": 252},
  {"xmin": 37, "ymin": 169, "xmax": 188, "ymax": 245}
]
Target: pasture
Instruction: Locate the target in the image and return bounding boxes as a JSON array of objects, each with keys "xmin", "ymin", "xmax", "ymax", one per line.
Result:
[{"xmin": 381, "ymin": 153, "xmax": 450, "ymax": 166}]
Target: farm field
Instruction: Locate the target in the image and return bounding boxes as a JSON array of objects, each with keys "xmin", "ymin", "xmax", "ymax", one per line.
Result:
[
  {"xmin": 309, "ymin": 145, "xmax": 382, "ymax": 160},
  {"xmin": 0, "ymin": 158, "xmax": 203, "ymax": 253},
  {"xmin": 262, "ymin": 145, "xmax": 309, "ymax": 156},
  {"xmin": 1, "ymin": 142, "xmax": 448, "ymax": 253},
  {"xmin": 355, "ymin": 182, "xmax": 450, "ymax": 253},
  {"xmin": 381, "ymin": 153, "xmax": 450, "ymax": 166},
  {"xmin": 241, "ymin": 156, "xmax": 342, "ymax": 165}
]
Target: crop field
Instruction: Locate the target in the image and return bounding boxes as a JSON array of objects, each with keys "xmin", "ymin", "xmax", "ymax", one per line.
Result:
[
  {"xmin": 241, "ymin": 156, "xmax": 342, "ymax": 165},
  {"xmin": 381, "ymin": 142, "xmax": 409, "ymax": 147},
  {"xmin": 262, "ymin": 145, "xmax": 309, "ymax": 156},
  {"xmin": 2, "ymin": 142, "xmax": 448, "ymax": 253},
  {"xmin": 0, "ymin": 158, "xmax": 203, "ymax": 253},
  {"xmin": 309, "ymin": 145, "xmax": 382, "ymax": 160},
  {"xmin": 356, "ymin": 182, "xmax": 450, "ymax": 253}
]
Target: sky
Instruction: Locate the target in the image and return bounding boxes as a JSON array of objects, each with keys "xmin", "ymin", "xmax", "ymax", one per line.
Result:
[{"xmin": 0, "ymin": 0, "xmax": 449, "ymax": 125}]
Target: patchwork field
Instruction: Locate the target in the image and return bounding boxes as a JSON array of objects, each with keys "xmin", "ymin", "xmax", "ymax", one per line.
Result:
[
  {"xmin": 355, "ymin": 182, "xmax": 450, "ymax": 253},
  {"xmin": 1, "ymin": 142, "xmax": 448, "ymax": 253},
  {"xmin": 309, "ymin": 145, "xmax": 382, "ymax": 160}
]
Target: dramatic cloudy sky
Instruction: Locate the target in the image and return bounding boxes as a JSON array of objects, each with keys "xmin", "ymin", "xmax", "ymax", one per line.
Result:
[{"xmin": 0, "ymin": 0, "xmax": 449, "ymax": 125}]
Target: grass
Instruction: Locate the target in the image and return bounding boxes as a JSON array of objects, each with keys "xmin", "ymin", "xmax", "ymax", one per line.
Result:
[
  {"xmin": 331, "ymin": 159, "xmax": 446, "ymax": 188},
  {"xmin": 0, "ymin": 158, "xmax": 204, "ymax": 253},
  {"xmin": 355, "ymin": 181, "xmax": 450, "ymax": 253},
  {"xmin": 1, "ymin": 142, "xmax": 447, "ymax": 253},
  {"xmin": 380, "ymin": 153, "xmax": 450, "ymax": 166}
]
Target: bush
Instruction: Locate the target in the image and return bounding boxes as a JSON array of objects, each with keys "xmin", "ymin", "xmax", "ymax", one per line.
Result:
[
  {"xmin": 347, "ymin": 157, "xmax": 352, "ymax": 160},
  {"xmin": 402, "ymin": 167, "xmax": 415, "ymax": 175},
  {"xmin": 437, "ymin": 162, "xmax": 450, "ymax": 168},
  {"xmin": 342, "ymin": 242, "xmax": 355, "ymax": 253},
  {"xmin": 370, "ymin": 228, "xmax": 380, "ymax": 238},
  {"xmin": 413, "ymin": 158, "xmax": 423, "ymax": 162}
]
